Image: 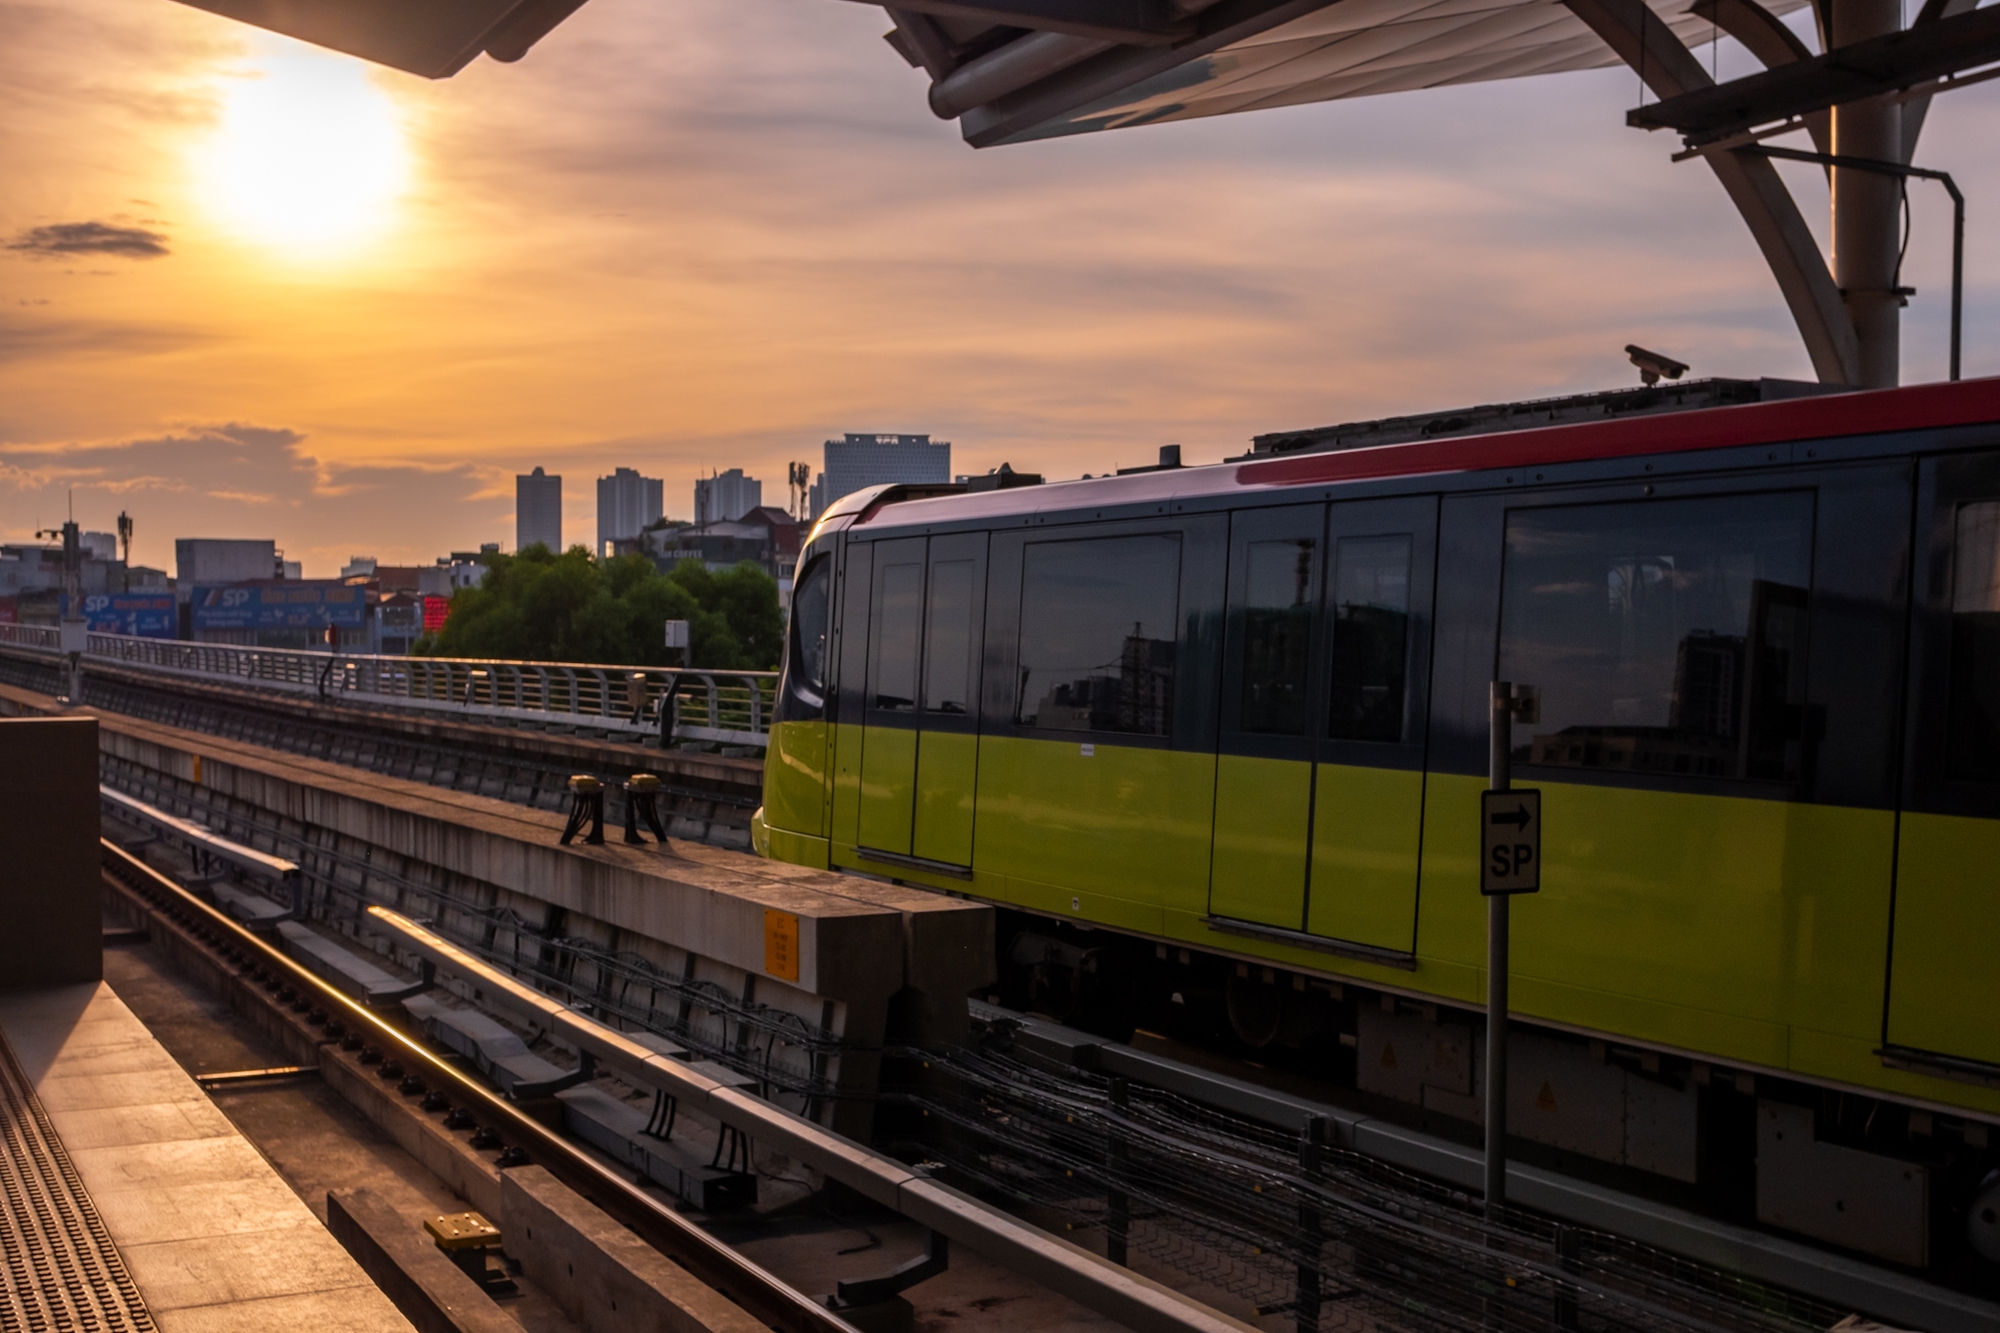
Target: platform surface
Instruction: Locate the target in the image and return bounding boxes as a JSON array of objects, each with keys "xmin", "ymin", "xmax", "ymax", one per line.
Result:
[{"xmin": 0, "ymin": 981, "xmax": 414, "ymax": 1333}]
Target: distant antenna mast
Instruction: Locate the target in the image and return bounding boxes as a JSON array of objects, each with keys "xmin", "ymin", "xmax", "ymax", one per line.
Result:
[
  {"xmin": 117, "ymin": 510, "xmax": 134, "ymax": 565},
  {"xmin": 788, "ymin": 461, "xmax": 812, "ymax": 520}
]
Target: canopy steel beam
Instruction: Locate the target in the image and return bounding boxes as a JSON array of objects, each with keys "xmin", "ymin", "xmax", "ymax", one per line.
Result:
[
  {"xmin": 1899, "ymin": 0, "xmax": 1978, "ymax": 168},
  {"xmin": 1563, "ymin": 0, "xmax": 1859, "ymax": 385},
  {"xmin": 1689, "ymin": 0, "xmax": 1829, "ymax": 153},
  {"xmin": 861, "ymin": 0, "xmax": 1191, "ymax": 44},
  {"xmin": 1628, "ymin": 2, "xmax": 2000, "ymax": 142},
  {"xmin": 956, "ymin": 0, "xmax": 1342, "ymax": 144}
]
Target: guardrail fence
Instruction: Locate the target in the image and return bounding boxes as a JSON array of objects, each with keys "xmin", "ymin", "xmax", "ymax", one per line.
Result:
[{"xmin": 0, "ymin": 623, "xmax": 774, "ymax": 749}]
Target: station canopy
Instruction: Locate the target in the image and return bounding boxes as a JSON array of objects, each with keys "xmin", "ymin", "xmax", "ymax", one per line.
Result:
[
  {"xmin": 939, "ymin": 0, "xmax": 1810, "ymax": 145},
  {"xmin": 167, "ymin": 0, "xmax": 1809, "ymax": 146}
]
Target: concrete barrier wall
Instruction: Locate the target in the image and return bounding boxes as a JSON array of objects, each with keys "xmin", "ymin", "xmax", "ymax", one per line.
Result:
[
  {"xmin": 0, "ymin": 715, "xmax": 100, "ymax": 989},
  {"xmin": 500, "ymin": 1166, "xmax": 770, "ymax": 1333},
  {"xmin": 90, "ymin": 707, "xmax": 993, "ymax": 1137}
]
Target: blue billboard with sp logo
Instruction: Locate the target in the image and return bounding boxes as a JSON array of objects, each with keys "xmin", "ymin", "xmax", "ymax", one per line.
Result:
[
  {"xmin": 193, "ymin": 581, "xmax": 368, "ymax": 630},
  {"xmin": 61, "ymin": 594, "xmax": 177, "ymax": 638}
]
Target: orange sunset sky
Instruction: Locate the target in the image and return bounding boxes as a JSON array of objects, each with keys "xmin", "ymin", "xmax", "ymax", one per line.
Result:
[{"xmin": 3, "ymin": 0, "xmax": 1994, "ymax": 575}]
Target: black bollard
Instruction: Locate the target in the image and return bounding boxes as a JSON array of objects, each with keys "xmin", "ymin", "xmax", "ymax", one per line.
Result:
[
  {"xmin": 623, "ymin": 773, "xmax": 669, "ymax": 844},
  {"xmin": 559, "ymin": 775, "xmax": 605, "ymax": 845}
]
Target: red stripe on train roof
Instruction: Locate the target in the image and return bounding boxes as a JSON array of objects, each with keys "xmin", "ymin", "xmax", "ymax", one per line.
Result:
[{"xmin": 1235, "ymin": 376, "xmax": 2000, "ymax": 490}]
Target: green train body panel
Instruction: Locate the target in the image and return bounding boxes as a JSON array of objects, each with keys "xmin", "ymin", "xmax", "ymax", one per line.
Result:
[
  {"xmin": 1209, "ymin": 754, "xmax": 1311, "ymax": 927},
  {"xmin": 972, "ymin": 735, "xmax": 1216, "ymax": 927},
  {"xmin": 1208, "ymin": 757, "xmax": 1425, "ymax": 951},
  {"xmin": 1307, "ymin": 764, "xmax": 1424, "ymax": 951},
  {"xmin": 766, "ymin": 819, "xmax": 831, "ymax": 869},
  {"xmin": 778, "ymin": 725, "xmax": 2000, "ymax": 1119},
  {"xmin": 1419, "ymin": 774, "xmax": 1895, "ymax": 1070},
  {"xmin": 1888, "ymin": 811, "xmax": 2000, "ymax": 1067},
  {"xmin": 857, "ymin": 724, "xmax": 918, "ymax": 853},
  {"xmin": 765, "ymin": 717, "xmax": 828, "ymax": 839},
  {"xmin": 913, "ymin": 730, "xmax": 979, "ymax": 865}
]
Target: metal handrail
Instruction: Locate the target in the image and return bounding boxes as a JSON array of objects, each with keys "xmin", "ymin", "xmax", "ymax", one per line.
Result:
[{"xmin": 0, "ymin": 622, "xmax": 776, "ymax": 748}]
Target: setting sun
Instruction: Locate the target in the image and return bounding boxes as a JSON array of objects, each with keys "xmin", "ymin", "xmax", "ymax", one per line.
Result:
[{"xmin": 194, "ymin": 45, "xmax": 409, "ymax": 254}]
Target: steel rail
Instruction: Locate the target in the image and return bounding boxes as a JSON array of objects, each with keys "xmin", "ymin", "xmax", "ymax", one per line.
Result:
[
  {"xmin": 368, "ymin": 908, "xmax": 1262, "ymax": 1333},
  {"xmin": 95, "ymin": 837, "xmax": 861, "ymax": 1333}
]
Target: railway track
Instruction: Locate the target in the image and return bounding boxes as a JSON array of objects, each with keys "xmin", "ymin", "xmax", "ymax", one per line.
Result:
[{"xmin": 97, "ymin": 836, "xmax": 862, "ymax": 1333}]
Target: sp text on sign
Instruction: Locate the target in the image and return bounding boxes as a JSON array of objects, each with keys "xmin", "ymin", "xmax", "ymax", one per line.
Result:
[{"xmin": 1480, "ymin": 789, "xmax": 1541, "ymax": 895}]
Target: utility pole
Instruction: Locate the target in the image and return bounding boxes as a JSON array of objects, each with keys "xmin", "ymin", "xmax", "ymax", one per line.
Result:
[
  {"xmin": 1482, "ymin": 681, "xmax": 1541, "ymax": 1219},
  {"xmin": 116, "ymin": 511, "xmax": 134, "ymax": 593},
  {"xmin": 38, "ymin": 502, "xmax": 86, "ymax": 704},
  {"xmin": 788, "ymin": 461, "xmax": 813, "ymax": 521}
]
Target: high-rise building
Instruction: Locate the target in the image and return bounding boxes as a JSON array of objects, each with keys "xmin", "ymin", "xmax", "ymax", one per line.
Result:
[
  {"xmin": 693, "ymin": 468, "xmax": 763, "ymax": 524},
  {"xmin": 808, "ymin": 434, "xmax": 951, "ymax": 519},
  {"xmin": 596, "ymin": 467, "xmax": 664, "ymax": 556},
  {"xmin": 517, "ymin": 467, "xmax": 563, "ymax": 553}
]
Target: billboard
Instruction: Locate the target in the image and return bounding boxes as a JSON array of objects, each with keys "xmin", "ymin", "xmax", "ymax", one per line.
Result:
[
  {"xmin": 421, "ymin": 595, "xmax": 450, "ymax": 632},
  {"xmin": 62, "ymin": 593, "xmax": 177, "ymax": 638},
  {"xmin": 192, "ymin": 581, "xmax": 368, "ymax": 631}
]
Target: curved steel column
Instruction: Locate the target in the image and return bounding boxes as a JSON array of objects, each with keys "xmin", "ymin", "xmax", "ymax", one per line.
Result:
[
  {"xmin": 1828, "ymin": 0, "xmax": 1904, "ymax": 387},
  {"xmin": 1563, "ymin": 0, "xmax": 1859, "ymax": 385}
]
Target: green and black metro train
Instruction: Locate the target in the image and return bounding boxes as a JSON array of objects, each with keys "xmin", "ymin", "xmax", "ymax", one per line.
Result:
[{"xmin": 752, "ymin": 377, "xmax": 2000, "ymax": 1274}]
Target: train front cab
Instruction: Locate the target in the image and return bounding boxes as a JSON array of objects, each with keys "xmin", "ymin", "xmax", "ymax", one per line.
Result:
[{"xmin": 759, "ymin": 396, "xmax": 2000, "ymax": 1278}]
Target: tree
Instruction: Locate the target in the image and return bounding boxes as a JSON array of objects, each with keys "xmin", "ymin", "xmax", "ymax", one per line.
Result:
[{"xmin": 418, "ymin": 543, "xmax": 784, "ymax": 669}]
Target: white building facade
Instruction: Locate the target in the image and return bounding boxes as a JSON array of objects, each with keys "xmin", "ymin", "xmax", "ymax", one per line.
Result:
[
  {"xmin": 596, "ymin": 467, "xmax": 663, "ymax": 556},
  {"xmin": 693, "ymin": 468, "xmax": 763, "ymax": 524},
  {"xmin": 808, "ymin": 434, "xmax": 951, "ymax": 519}
]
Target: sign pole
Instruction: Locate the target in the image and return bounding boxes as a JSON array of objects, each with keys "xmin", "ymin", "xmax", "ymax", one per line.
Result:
[{"xmin": 1485, "ymin": 681, "xmax": 1511, "ymax": 1219}]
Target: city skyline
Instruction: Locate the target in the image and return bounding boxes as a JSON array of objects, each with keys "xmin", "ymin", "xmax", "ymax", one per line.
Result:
[{"xmin": 4, "ymin": 0, "xmax": 1996, "ymax": 577}]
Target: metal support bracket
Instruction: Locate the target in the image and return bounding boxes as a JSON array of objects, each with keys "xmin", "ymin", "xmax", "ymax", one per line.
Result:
[
  {"xmin": 831, "ymin": 1230, "xmax": 950, "ymax": 1309},
  {"xmin": 1740, "ymin": 144, "xmax": 1964, "ymax": 379}
]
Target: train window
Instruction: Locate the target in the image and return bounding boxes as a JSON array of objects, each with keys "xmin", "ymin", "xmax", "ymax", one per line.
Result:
[
  {"xmin": 1327, "ymin": 535, "xmax": 1412, "ymax": 741},
  {"xmin": 1240, "ymin": 538, "xmax": 1315, "ymax": 734},
  {"xmin": 924, "ymin": 559, "xmax": 976, "ymax": 714},
  {"xmin": 1947, "ymin": 501, "xmax": 2000, "ymax": 780},
  {"xmin": 870, "ymin": 561, "xmax": 923, "ymax": 711},
  {"xmin": 1498, "ymin": 493, "xmax": 1812, "ymax": 780},
  {"xmin": 1016, "ymin": 533, "xmax": 1181, "ymax": 735},
  {"xmin": 789, "ymin": 557, "xmax": 831, "ymax": 694}
]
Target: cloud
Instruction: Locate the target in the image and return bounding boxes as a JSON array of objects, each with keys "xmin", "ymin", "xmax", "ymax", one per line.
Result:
[
  {"xmin": 7, "ymin": 221, "xmax": 169, "ymax": 258},
  {"xmin": 0, "ymin": 422, "xmax": 509, "ymax": 574}
]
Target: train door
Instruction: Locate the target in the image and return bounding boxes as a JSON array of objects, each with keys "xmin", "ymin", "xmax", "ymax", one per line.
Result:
[
  {"xmin": 1887, "ymin": 451, "xmax": 2000, "ymax": 1070},
  {"xmin": 912, "ymin": 533, "xmax": 987, "ymax": 867},
  {"xmin": 1209, "ymin": 504, "xmax": 1323, "ymax": 927},
  {"xmin": 855, "ymin": 534, "xmax": 988, "ymax": 871},
  {"xmin": 857, "ymin": 538, "xmax": 926, "ymax": 854},
  {"xmin": 1304, "ymin": 497, "xmax": 1437, "ymax": 953},
  {"xmin": 1207, "ymin": 497, "xmax": 1437, "ymax": 956}
]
